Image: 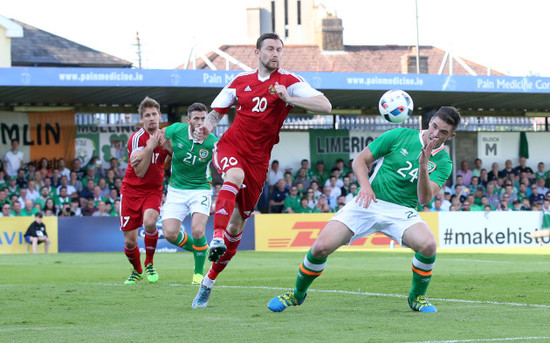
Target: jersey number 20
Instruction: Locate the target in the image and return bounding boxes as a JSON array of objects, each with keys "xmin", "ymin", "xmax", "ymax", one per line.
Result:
[{"xmin": 252, "ymin": 97, "xmax": 267, "ymax": 112}]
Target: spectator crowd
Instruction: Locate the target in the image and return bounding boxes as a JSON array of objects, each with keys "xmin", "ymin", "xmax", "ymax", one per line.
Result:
[{"xmin": 2, "ymin": 137, "xmax": 550, "ymax": 218}]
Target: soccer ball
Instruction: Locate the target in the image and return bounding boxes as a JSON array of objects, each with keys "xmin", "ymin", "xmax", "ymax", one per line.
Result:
[{"xmin": 378, "ymin": 90, "xmax": 414, "ymax": 123}]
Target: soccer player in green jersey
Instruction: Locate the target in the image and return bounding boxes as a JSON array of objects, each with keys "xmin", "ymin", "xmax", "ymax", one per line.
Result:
[
  {"xmin": 161, "ymin": 103, "xmax": 219, "ymax": 285},
  {"xmin": 269, "ymin": 106, "xmax": 461, "ymax": 313}
]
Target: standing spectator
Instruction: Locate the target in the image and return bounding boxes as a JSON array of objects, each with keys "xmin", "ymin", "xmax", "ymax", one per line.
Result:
[
  {"xmin": 3, "ymin": 139, "xmax": 24, "ymax": 178},
  {"xmin": 57, "ymin": 158, "xmax": 71, "ymax": 179},
  {"xmin": 294, "ymin": 167, "xmax": 312, "ymax": 190},
  {"xmin": 72, "ymin": 159, "xmax": 85, "ymax": 180},
  {"xmin": 472, "ymin": 158, "xmax": 483, "ymax": 177},
  {"xmin": 24, "ymin": 213, "xmax": 50, "ymax": 254},
  {"xmin": 267, "ymin": 160, "xmax": 284, "ymax": 190},
  {"xmin": 269, "ymin": 179, "xmax": 288, "ymax": 213},
  {"xmin": 312, "ymin": 160, "xmax": 330, "ymax": 188},
  {"xmin": 456, "ymin": 160, "xmax": 473, "ymax": 187},
  {"xmin": 487, "ymin": 162, "xmax": 502, "ymax": 182},
  {"xmin": 37, "ymin": 158, "xmax": 51, "ymax": 179},
  {"xmin": 514, "ymin": 157, "xmax": 534, "ymax": 181},
  {"xmin": 284, "ymin": 186, "xmax": 301, "ymax": 213}
]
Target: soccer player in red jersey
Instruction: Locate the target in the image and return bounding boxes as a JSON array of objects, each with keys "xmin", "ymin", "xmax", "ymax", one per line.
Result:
[
  {"xmin": 191, "ymin": 33, "xmax": 332, "ymax": 308},
  {"xmin": 119, "ymin": 96, "xmax": 170, "ymax": 285}
]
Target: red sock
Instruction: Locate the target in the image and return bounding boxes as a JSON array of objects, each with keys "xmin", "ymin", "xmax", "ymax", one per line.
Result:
[
  {"xmin": 207, "ymin": 231, "xmax": 242, "ymax": 280},
  {"xmin": 213, "ymin": 182, "xmax": 239, "ymax": 239},
  {"xmin": 124, "ymin": 244, "xmax": 142, "ymax": 273},
  {"xmin": 144, "ymin": 228, "xmax": 158, "ymax": 266}
]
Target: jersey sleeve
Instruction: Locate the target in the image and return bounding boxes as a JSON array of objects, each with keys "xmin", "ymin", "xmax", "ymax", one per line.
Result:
[
  {"xmin": 165, "ymin": 123, "xmax": 179, "ymax": 140},
  {"xmin": 211, "ymin": 85, "xmax": 237, "ymax": 114},
  {"xmin": 287, "ymin": 79, "xmax": 322, "ymax": 98},
  {"xmin": 367, "ymin": 128, "xmax": 402, "ymax": 159}
]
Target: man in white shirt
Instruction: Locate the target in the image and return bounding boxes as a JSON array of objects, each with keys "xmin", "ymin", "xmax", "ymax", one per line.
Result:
[
  {"xmin": 268, "ymin": 160, "xmax": 284, "ymax": 189},
  {"xmin": 4, "ymin": 139, "xmax": 24, "ymax": 177}
]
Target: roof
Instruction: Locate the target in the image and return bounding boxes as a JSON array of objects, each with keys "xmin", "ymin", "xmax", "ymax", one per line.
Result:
[
  {"xmin": 10, "ymin": 19, "xmax": 132, "ymax": 68},
  {"xmin": 179, "ymin": 44, "xmax": 505, "ymax": 76}
]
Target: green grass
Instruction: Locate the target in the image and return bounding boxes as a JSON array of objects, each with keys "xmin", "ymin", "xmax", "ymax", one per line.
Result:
[{"xmin": 1, "ymin": 251, "xmax": 550, "ymax": 343}]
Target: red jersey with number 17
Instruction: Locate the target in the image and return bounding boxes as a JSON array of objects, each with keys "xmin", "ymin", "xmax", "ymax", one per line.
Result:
[
  {"xmin": 120, "ymin": 128, "xmax": 169, "ymax": 197},
  {"xmin": 211, "ymin": 68, "xmax": 322, "ymax": 164}
]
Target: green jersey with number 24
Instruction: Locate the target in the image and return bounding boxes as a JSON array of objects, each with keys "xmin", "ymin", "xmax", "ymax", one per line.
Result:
[
  {"xmin": 165, "ymin": 122, "xmax": 219, "ymax": 190},
  {"xmin": 368, "ymin": 127, "xmax": 452, "ymax": 209}
]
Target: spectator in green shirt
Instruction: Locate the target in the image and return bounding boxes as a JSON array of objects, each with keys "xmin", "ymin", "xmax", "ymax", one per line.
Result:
[
  {"xmin": 20, "ymin": 199, "xmax": 40, "ymax": 216},
  {"xmin": 284, "ymin": 186, "xmax": 301, "ymax": 213}
]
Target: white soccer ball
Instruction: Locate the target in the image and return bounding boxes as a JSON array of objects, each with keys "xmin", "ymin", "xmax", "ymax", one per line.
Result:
[{"xmin": 378, "ymin": 90, "xmax": 414, "ymax": 123}]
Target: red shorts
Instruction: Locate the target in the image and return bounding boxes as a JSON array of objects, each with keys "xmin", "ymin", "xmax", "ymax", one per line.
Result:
[
  {"xmin": 213, "ymin": 142, "xmax": 268, "ymax": 219},
  {"xmin": 119, "ymin": 192, "xmax": 162, "ymax": 231}
]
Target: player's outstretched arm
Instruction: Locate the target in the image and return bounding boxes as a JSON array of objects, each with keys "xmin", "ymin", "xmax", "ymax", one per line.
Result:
[{"xmin": 194, "ymin": 110, "xmax": 223, "ymax": 141}]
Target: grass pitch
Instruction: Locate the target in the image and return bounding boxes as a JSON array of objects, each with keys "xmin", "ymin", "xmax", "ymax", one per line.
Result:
[{"xmin": 1, "ymin": 251, "xmax": 550, "ymax": 343}]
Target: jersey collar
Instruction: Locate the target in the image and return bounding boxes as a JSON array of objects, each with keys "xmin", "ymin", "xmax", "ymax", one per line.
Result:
[{"xmin": 419, "ymin": 130, "xmax": 445, "ymax": 156}]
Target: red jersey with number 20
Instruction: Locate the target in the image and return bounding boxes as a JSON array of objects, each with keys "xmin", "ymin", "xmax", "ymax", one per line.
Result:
[
  {"xmin": 120, "ymin": 128, "xmax": 168, "ymax": 197},
  {"xmin": 211, "ymin": 68, "xmax": 322, "ymax": 164}
]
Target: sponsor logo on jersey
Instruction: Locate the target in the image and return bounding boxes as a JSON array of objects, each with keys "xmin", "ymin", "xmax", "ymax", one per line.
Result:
[
  {"xmin": 268, "ymin": 84, "xmax": 277, "ymax": 95},
  {"xmin": 199, "ymin": 149, "xmax": 209, "ymax": 159},
  {"xmin": 400, "ymin": 148, "xmax": 408, "ymax": 156},
  {"xmin": 244, "ymin": 85, "xmax": 252, "ymax": 92},
  {"xmin": 427, "ymin": 161, "xmax": 437, "ymax": 173},
  {"xmin": 177, "ymin": 143, "xmax": 183, "ymax": 149}
]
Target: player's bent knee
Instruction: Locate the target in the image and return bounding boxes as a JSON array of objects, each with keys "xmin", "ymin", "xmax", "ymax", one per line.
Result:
[{"xmin": 418, "ymin": 239, "xmax": 437, "ymax": 257}]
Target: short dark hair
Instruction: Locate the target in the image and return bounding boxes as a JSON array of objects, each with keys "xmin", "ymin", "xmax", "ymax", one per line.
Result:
[
  {"xmin": 187, "ymin": 102, "xmax": 208, "ymax": 116},
  {"xmin": 434, "ymin": 106, "xmax": 461, "ymax": 130},
  {"xmin": 256, "ymin": 33, "xmax": 283, "ymax": 49},
  {"xmin": 35, "ymin": 212, "xmax": 43, "ymax": 218},
  {"xmin": 138, "ymin": 96, "xmax": 160, "ymax": 117}
]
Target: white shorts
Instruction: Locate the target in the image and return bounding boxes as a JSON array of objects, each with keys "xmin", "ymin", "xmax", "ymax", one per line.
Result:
[
  {"xmin": 161, "ymin": 186, "xmax": 212, "ymax": 222},
  {"xmin": 330, "ymin": 198, "xmax": 425, "ymax": 247}
]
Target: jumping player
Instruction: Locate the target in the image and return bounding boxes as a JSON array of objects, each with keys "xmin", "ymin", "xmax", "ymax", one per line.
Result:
[
  {"xmin": 268, "ymin": 106, "xmax": 461, "ymax": 313},
  {"xmin": 191, "ymin": 32, "xmax": 332, "ymax": 308},
  {"xmin": 161, "ymin": 102, "xmax": 218, "ymax": 285},
  {"xmin": 120, "ymin": 96, "xmax": 170, "ymax": 285}
]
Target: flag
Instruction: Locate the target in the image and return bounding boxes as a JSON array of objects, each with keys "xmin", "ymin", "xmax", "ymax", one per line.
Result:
[{"xmin": 519, "ymin": 131, "xmax": 529, "ymax": 158}]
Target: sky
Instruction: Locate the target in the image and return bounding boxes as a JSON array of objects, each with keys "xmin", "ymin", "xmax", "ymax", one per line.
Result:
[{"xmin": 2, "ymin": 0, "xmax": 549, "ymax": 76}]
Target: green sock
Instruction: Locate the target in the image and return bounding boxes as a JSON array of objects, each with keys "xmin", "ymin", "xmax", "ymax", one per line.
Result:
[
  {"xmin": 294, "ymin": 249, "xmax": 327, "ymax": 301},
  {"xmin": 168, "ymin": 231, "xmax": 195, "ymax": 252},
  {"xmin": 192, "ymin": 235, "xmax": 208, "ymax": 275},
  {"xmin": 409, "ymin": 252, "xmax": 436, "ymax": 300}
]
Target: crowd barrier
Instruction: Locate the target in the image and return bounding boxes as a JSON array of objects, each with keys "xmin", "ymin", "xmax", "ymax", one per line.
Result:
[{"xmin": 1, "ymin": 212, "xmax": 548, "ymax": 254}]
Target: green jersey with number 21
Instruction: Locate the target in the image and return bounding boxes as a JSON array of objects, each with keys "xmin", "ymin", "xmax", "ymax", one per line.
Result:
[
  {"xmin": 368, "ymin": 127, "xmax": 452, "ymax": 209},
  {"xmin": 165, "ymin": 122, "xmax": 219, "ymax": 190}
]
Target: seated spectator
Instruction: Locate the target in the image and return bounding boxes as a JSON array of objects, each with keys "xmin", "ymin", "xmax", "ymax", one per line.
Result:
[
  {"xmin": 268, "ymin": 160, "xmax": 284, "ymax": 190},
  {"xmin": 334, "ymin": 158, "xmax": 350, "ymax": 179},
  {"xmin": 312, "ymin": 160, "xmax": 330, "ymax": 188},
  {"xmin": 104, "ymin": 188, "xmax": 119, "ymax": 206},
  {"xmin": 456, "ymin": 160, "xmax": 473, "ymax": 187},
  {"xmin": 497, "ymin": 199, "xmax": 512, "ymax": 211},
  {"xmin": 294, "ymin": 197, "xmax": 318, "ymax": 213},
  {"xmin": 449, "ymin": 205, "xmax": 459, "ymax": 211},
  {"xmin": 309, "ymin": 180, "xmax": 322, "ymax": 201},
  {"xmin": 475, "ymin": 195, "xmax": 492, "ymax": 211},
  {"xmin": 314, "ymin": 195, "xmax": 331, "ymax": 213},
  {"xmin": 322, "ymin": 185, "xmax": 337, "ymax": 209},
  {"xmin": 69, "ymin": 171, "xmax": 83, "ymax": 193},
  {"xmin": 283, "ymin": 171, "xmax": 293, "ymax": 192},
  {"xmin": 113, "ymin": 177, "xmax": 122, "ymax": 192},
  {"xmin": 97, "ymin": 178, "xmax": 110, "ymax": 197},
  {"xmin": 57, "ymin": 158, "xmax": 71, "ymax": 179},
  {"xmin": 104, "ymin": 169, "xmax": 117, "ymax": 190},
  {"xmin": 535, "ymin": 162, "xmax": 548, "ymax": 181},
  {"xmin": 269, "ymin": 179, "xmax": 288, "ymax": 213},
  {"xmin": 57, "ymin": 175, "xmax": 77, "ymax": 197},
  {"xmin": 542, "ymin": 198, "xmax": 550, "ymax": 212},
  {"xmin": 499, "ymin": 179, "xmax": 517, "ymax": 204},
  {"xmin": 88, "ymin": 156, "xmax": 105, "ymax": 178},
  {"xmin": 79, "ymin": 179, "xmax": 95, "ymax": 203},
  {"xmin": 512, "ymin": 199, "xmax": 523, "ymax": 211},
  {"xmin": 305, "ymin": 187, "xmax": 317, "ymax": 209},
  {"xmin": 536, "ymin": 177, "xmax": 548, "ymax": 196},
  {"xmin": 430, "ymin": 198, "xmax": 445, "ymax": 212},
  {"xmin": 449, "ymin": 194, "xmax": 460, "ymax": 210},
  {"xmin": 478, "ymin": 168, "xmax": 489, "ymax": 188},
  {"xmin": 58, "ymin": 202, "xmax": 74, "ymax": 217},
  {"xmin": 484, "ymin": 204, "xmax": 493, "ymax": 212},
  {"xmin": 27, "ymin": 180, "xmax": 40, "ymax": 202},
  {"xmin": 108, "ymin": 158, "xmax": 125, "ymax": 178},
  {"xmin": 6, "ymin": 176, "xmax": 19, "ymax": 197},
  {"xmin": 529, "ymin": 184, "xmax": 545, "ymax": 205},
  {"xmin": 15, "ymin": 168, "xmax": 28, "ymax": 189},
  {"xmin": 468, "ymin": 176, "xmax": 484, "ymax": 194},
  {"xmin": 333, "ymin": 195, "xmax": 347, "ymax": 212},
  {"xmin": 451, "ymin": 175, "xmax": 465, "ymax": 195},
  {"xmin": 516, "ymin": 183, "xmax": 529, "ymax": 203},
  {"xmin": 294, "ymin": 181, "xmax": 305, "ymax": 198},
  {"xmin": 453, "ymin": 184, "xmax": 468, "ymax": 202},
  {"xmin": 472, "ymin": 158, "xmax": 483, "ymax": 177},
  {"xmin": 25, "ymin": 162, "xmax": 36, "ymax": 181},
  {"xmin": 345, "ymin": 183, "xmax": 358, "ymax": 203},
  {"xmin": 0, "ymin": 189, "xmax": 9, "ymax": 207},
  {"xmin": 81, "ymin": 197, "xmax": 97, "ymax": 216},
  {"xmin": 0, "ymin": 202, "xmax": 11, "ymax": 217},
  {"xmin": 72, "ymin": 158, "xmax": 85, "ymax": 180},
  {"xmin": 92, "ymin": 200, "xmax": 110, "ymax": 216},
  {"xmin": 500, "ymin": 159, "xmax": 517, "ymax": 179},
  {"xmin": 33, "ymin": 170, "xmax": 44, "ymax": 188},
  {"xmin": 0, "ymin": 170, "xmax": 5, "ymax": 189},
  {"xmin": 514, "ymin": 157, "xmax": 534, "ymax": 181},
  {"xmin": 70, "ymin": 197, "xmax": 82, "ymax": 216},
  {"xmin": 17, "ymin": 187, "xmax": 29, "ymax": 205},
  {"xmin": 10, "ymin": 200, "xmax": 22, "ymax": 216},
  {"xmin": 50, "ymin": 168, "xmax": 61, "ymax": 188},
  {"xmin": 520, "ymin": 198, "xmax": 531, "ymax": 211},
  {"xmin": 283, "ymin": 186, "xmax": 300, "ymax": 213},
  {"xmin": 110, "ymin": 199, "xmax": 120, "ymax": 216},
  {"xmin": 327, "ymin": 176, "xmax": 342, "ymax": 199},
  {"xmin": 295, "ymin": 159, "xmax": 314, "ymax": 179},
  {"xmin": 82, "ymin": 165, "xmax": 99, "ymax": 186},
  {"xmin": 55, "ymin": 186, "xmax": 71, "ymax": 208},
  {"xmin": 340, "ymin": 175, "xmax": 352, "ymax": 197},
  {"xmin": 43, "ymin": 198, "xmax": 58, "ymax": 215},
  {"xmin": 24, "ymin": 212, "xmax": 50, "ymax": 254},
  {"xmin": 325, "ymin": 168, "xmax": 344, "ymax": 188},
  {"xmin": 21, "ymin": 199, "xmax": 39, "ymax": 216},
  {"xmin": 460, "ymin": 200, "xmax": 471, "ymax": 211}
]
